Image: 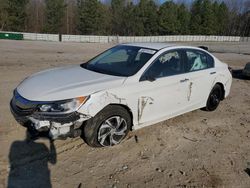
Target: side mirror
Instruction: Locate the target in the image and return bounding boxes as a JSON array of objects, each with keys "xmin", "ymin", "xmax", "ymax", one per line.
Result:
[
  {"xmin": 140, "ymin": 73, "xmax": 156, "ymax": 82},
  {"xmin": 145, "ymin": 75, "xmax": 156, "ymax": 82},
  {"xmin": 140, "ymin": 75, "xmax": 156, "ymax": 82}
]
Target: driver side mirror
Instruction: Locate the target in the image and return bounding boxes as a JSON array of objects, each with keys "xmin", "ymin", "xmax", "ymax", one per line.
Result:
[
  {"xmin": 146, "ymin": 75, "xmax": 156, "ymax": 82},
  {"xmin": 140, "ymin": 74, "xmax": 156, "ymax": 82}
]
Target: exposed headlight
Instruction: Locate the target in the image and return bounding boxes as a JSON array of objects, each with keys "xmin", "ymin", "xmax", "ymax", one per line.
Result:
[{"xmin": 37, "ymin": 96, "xmax": 89, "ymax": 114}]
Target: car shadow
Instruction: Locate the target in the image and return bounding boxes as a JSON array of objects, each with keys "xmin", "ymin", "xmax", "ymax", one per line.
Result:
[
  {"xmin": 232, "ymin": 69, "xmax": 250, "ymax": 80},
  {"xmin": 7, "ymin": 131, "xmax": 57, "ymax": 188}
]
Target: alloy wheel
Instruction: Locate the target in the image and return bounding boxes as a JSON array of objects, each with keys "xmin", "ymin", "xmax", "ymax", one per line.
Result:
[{"xmin": 98, "ymin": 116, "xmax": 128, "ymax": 147}]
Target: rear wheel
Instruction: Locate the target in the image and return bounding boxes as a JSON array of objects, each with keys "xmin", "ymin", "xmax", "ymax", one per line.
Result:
[
  {"xmin": 82, "ymin": 105, "xmax": 131, "ymax": 147},
  {"xmin": 204, "ymin": 84, "xmax": 223, "ymax": 111}
]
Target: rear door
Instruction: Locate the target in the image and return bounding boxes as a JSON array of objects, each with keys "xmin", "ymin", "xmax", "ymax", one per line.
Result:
[{"xmin": 183, "ymin": 49, "xmax": 216, "ymax": 109}]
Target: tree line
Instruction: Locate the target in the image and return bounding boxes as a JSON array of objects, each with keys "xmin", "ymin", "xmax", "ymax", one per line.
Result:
[{"xmin": 0, "ymin": 0, "xmax": 249, "ymax": 36}]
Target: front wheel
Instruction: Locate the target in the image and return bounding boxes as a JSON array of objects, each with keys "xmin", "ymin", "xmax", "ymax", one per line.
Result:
[
  {"xmin": 204, "ymin": 84, "xmax": 223, "ymax": 111},
  {"xmin": 82, "ymin": 105, "xmax": 131, "ymax": 147}
]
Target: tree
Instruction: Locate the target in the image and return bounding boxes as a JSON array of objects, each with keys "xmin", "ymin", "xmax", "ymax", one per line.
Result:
[
  {"xmin": 216, "ymin": 2, "xmax": 230, "ymax": 35},
  {"xmin": 0, "ymin": 0, "xmax": 8, "ymax": 30},
  {"xmin": 26, "ymin": 0, "xmax": 45, "ymax": 33},
  {"xmin": 177, "ymin": 3, "xmax": 190, "ymax": 34},
  {"xmin": 241, "ymin": 0, "xmax": 250, "ymax": 36},
  {"xmin": 238, "ymin": 11, "xmax": 250, "ymax": 37},
  {"xmin": 134, "ymin": 0, "xmax": 158, "ymax": 35},
  {"xmin": 77, "ymin": 0, "xmax": 111, "ymax": 35},
  {"xmin": 200, "ymin": 0, "xmax": 216, "ymax": 35},
  {"xmin": 110, "ymin": 0, "xmax": 125, "ymax": 35},
  {"xmin": 63, "ymin": 0, "xmax": 77, "ymax": 34},
  {"xmin": 190, "ymin": 0, "xmax": 219, "ymax": 35},
  {"xmin": 121, "ymin": 2, "xmax": 137, "ymax": 35},
  {"xmin": 158, "ymin": 1, "xmax": 180, "ymax": 35},
  {"xmin": 211, "ymin": 1, "xmax": 220, "ymax": 34},
  {"xmin": 190, "ymin": 0, "xmax": 202, "ymax": 34},
  {"xmin": 0, "ymin": 0, "xmax": 247, "ymax": 36},
  {"xmin": 43, "ymin": 0, "xmax": 66, "ymax": 34},
  {"xmin": 5, "ymin": 0, "xmax": 29, "ymax": 31}
]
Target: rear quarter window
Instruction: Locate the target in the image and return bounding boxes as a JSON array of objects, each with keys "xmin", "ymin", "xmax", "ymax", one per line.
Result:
[{"xmin": 185, "ymin": 49, "xmax": 214, "ymax": 72}]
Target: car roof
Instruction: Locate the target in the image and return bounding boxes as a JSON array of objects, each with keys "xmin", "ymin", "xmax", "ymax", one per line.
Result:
[{"xmin": 121, "ymin": 43, "xmax": 175, "ymax": 50}]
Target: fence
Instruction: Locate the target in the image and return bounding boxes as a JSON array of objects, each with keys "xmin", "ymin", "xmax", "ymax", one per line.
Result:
[
  {"xmin": 0, "ymin": 31, "xmax": 59, "ymax": 42},
  {"xmin": 0, "ymin": 31, "xmax": 249, "ymax": 43},
  {"xmin": 61, "ymin": 35, "xmax": 243, "ymax": 43},
  {"xmin": 22, "ymin": 32, "xmax": 59, "ymax": 41}
]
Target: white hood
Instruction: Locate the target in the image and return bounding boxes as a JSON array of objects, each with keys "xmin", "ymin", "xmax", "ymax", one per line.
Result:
[{"xmin": 17, "ymin": 65, "xmax": 126, "ymax": 101}]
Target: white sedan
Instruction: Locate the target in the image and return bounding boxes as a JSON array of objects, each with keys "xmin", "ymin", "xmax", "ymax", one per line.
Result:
[{"xmin": 10, "ymin": 43, "xmax": 232, "ymax": 147}]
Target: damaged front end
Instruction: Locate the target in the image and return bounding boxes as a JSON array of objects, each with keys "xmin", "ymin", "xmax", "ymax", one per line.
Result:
[{"xmin": 10, "ymin": 90, "xmax": 91, "ymax": 140}]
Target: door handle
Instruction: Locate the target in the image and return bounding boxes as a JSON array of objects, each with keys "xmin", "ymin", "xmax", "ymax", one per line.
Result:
[
  {"xmin": 210, "ymin": 72, "xmax": 216, "ymax": 75},
  {"xmin": 180, "ymin": 78, "xmax": 189, "ymax": 83}
]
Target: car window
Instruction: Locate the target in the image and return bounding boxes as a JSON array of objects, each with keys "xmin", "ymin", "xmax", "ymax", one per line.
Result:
[
  {"xmin": 185, "ymin": 50, "xmax": 214, "ymax": 72},
  {"xmin": 81, "ymin": 45, "xmax": 155, "ymax": 77},
  {"xmin": 142, "ymin": 50, "xmax": 183, "ymax": 79},
  {"xmin": 96, "ymin": 49, "xmax": 128, "ymax": 64}
]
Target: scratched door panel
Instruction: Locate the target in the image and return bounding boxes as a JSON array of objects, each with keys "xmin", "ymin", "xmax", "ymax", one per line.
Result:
[
  {"xmin": 185, "ymin": 68, "xmax": 216, "ymax": 109},
  {"xmin": 135, "ymin": 74, "xmax": 189, "ymax": 126}
]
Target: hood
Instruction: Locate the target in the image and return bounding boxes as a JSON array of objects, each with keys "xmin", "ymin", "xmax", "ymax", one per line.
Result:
[{"xmin": 17, "ymin": 65, "xmax": 126, "ymax": 101}]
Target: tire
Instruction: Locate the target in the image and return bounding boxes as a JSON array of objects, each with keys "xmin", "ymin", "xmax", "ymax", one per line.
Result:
[
  {"xmin": 204, "ymin": 84, "xmax": 223, "ymax": 111},
  {"xmin": 82, "ymin": 105, "xmax": 132, "ymax": 147}
]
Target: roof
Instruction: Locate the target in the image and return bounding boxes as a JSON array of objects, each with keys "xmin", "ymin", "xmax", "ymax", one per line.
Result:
[{"xmin": 121, "ymin": 42, "xmax": 175, "ymax": 50}]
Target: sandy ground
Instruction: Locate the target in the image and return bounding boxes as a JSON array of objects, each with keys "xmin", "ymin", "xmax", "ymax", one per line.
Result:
[{"xmin": 0, "ymin": 40, "xmax": 250, "ymax": 188}]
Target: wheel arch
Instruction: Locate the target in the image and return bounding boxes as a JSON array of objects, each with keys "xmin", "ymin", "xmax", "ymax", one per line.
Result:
[
  {"xmin": 108, "ymin": 103, "xmax": 134, "ymax": 130},
  {"xmin": 214, "ymin": 82, "xmax": 225, "ymax": 100}
]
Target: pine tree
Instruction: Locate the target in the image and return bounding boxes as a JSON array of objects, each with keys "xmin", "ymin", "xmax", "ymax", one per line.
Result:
[
  {"xmin": 158, "ymin": 1, "xmax": 180, "ymax": 35},
  {"xmin": 77, "ymin": 0, "xmax": 110, "ymax": 35},
  {"xmin": 136, "ymin": 0, "xmax": 158, "ymax": 35},
  {"xmin": 200, "ymin": 0, "xmax": 216, "ymax": 35},
  {"xmin": 111, "ymin": 0, "xmax": 125, "ymax": 35},
  {"xmin": 212, "ymin": 1, "xmax": 220, "ymax": 34},
  {"xmin": 177, "ymin": 3, "xmax": 190, "ymax": 35},
  {"xmin": 217, "ymin": 2, "xmax": 230, "ymax": 35},
  {"xmin": 122, "ymin": 2, "xmax": 137, "ymax": 35},
  {"xmin": 43, "ymin": 0, "xmax": 66, "ymax": 34},
  {"xmin": 5, "ymin": 0, "xmax": 29, "ymax": 32},
  {"xmin": 190, "ymin": 0, "xmax": 203, "ymax": 35},
  {"xmin": 0, "ymin": 0, "xmax": 8, "ymax": 30},
  {"xmin": 190, "ymin": 0, "xmax": 219, "ymax": 35}
]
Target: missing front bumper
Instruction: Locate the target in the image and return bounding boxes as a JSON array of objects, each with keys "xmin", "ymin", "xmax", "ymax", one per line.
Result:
[{"xmin": 10, "ymin": 103, "xmax": 91, "ymax": 140}]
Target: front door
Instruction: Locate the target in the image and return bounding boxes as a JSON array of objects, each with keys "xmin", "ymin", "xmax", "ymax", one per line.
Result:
[{"xmin": 135, "ymin": 50, "xmax": 189, "ymax": 125}]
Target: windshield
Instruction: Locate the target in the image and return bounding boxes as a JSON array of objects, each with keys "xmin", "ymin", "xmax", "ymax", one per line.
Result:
[{"xmin": 81, "ymin": 45, "xmax": 156, "ymax": 77}]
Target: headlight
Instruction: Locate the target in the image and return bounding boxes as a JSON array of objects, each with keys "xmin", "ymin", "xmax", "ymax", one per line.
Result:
[{"xmin": 37, "ymin": 96, "xmax": 89, "ymax": 114}]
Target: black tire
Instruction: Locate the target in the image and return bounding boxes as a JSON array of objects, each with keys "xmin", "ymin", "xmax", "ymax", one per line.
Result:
[
  {"xmin": 82, "ymin": 105, "xmax": 132, "ymax": 147},
  {"xmin": 204, "ymin": 84, "xmax": 223, "ymax": 111}
]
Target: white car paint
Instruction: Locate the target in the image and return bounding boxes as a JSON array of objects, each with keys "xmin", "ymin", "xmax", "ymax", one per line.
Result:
[
  {"xmin": 77, "ymin": 44, "xmax": 232, "ymax": 130},
  {"xmin": 15, "ymin": 43, "xmax": 232, "ymax": 132},
  {"xmin": 17, "ymin": 65, "xmax": 126, "ymax": 101}
]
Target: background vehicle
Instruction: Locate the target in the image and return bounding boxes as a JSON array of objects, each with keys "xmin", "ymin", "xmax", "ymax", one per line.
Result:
[
  {"xmin": 10, "ymin": 43, "xmax": 232, "ymax": 147},
  {"xmin": 242, "ymin": 62, "xmax": 250, "ymax": 77}
]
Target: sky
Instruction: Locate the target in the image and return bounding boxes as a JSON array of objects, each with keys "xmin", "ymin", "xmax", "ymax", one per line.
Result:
[
  {"xmin": 100, "ymin": 0, "xmax": 250, "ymax": 12},
  {"xmin": 157, "ymin": 0, "xmax": 249, "ymax": 5},
  {"xmin": 152, "ymin": 0, "xmax": 250, "ymax": 12}
]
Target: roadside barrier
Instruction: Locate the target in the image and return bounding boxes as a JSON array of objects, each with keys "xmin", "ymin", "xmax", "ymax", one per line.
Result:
[{"xmin": 0, "ymin": 31, "xmax": 247, "ymax": 43}]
